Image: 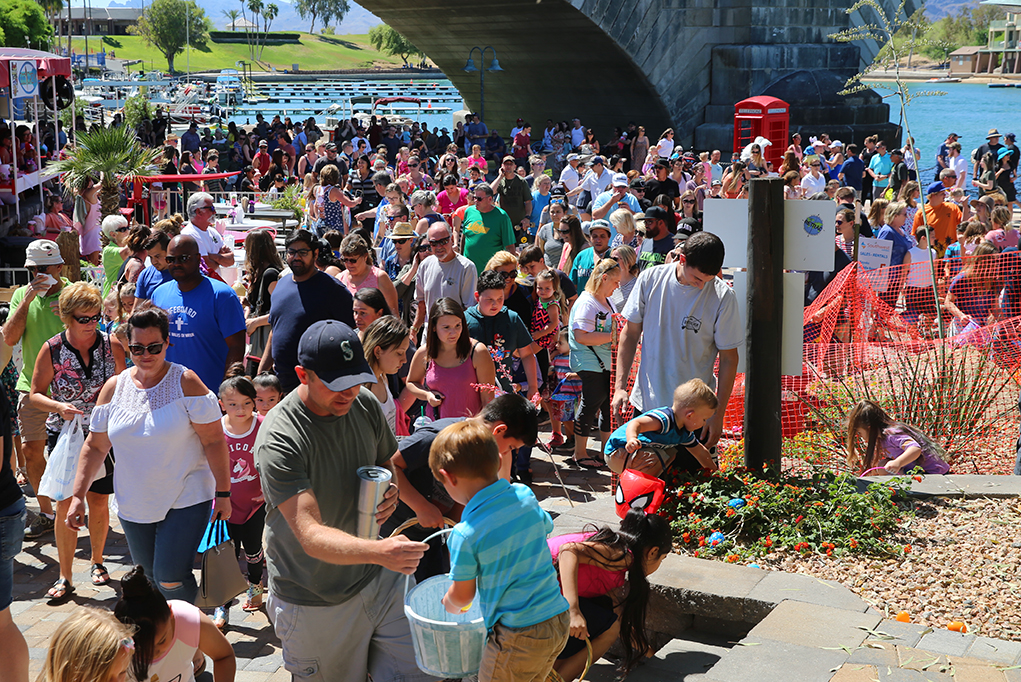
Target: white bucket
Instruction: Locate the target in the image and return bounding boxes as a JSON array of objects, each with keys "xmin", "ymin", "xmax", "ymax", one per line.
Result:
[{"xmin": 403, "ymin": 530, "xmax": 487, "ymax": 678}]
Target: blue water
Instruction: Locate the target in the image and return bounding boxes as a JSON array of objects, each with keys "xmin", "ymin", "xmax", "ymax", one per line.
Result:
[
  {"xmin": 884, "ymin": 81, "xmax": 1021, "ymax": 179},
  {"xmin": 226, "ymin": 77, "xmax": 465, "ymax": 132}
]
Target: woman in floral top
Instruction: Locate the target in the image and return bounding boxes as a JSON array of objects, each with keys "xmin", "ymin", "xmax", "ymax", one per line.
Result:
[{"xmin": 28, "ymin": 282, "xmax": 125, "ymax": 600}]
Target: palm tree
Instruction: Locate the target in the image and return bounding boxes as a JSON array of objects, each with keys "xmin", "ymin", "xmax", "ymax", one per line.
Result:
[
  {"xmin": 222, "ymin": 8, "xmax": 240, "ymax": 31},
  {"xmin": 247, "ymin": 0, "xmax": 264, "ymax": 61},
  {"xmin": 40, "ymin": 0, "xmax": 64, "ymax": 46},
  {"xmin": 47, "ymin": 126, "xmax": 161, "ymax": 219},
  {"xmin": 260, "ymin": 4, "xmax": 278, "ymax": 59}
]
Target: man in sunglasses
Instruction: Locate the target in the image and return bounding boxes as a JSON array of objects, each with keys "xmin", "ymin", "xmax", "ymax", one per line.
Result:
[
  {"xmin": 258, "ymin": 229, "xmax": 355, "ymax": 392},
  {"xmin": 150, "ymin": 235, "xmax": 246, "ymax": 394},
  {"xmin": 413, "ymin": 223, "xmax": 478, "ymax": 337},
  {"xmin": 4, "ymin": 240, "xmax": 67, "ymax": 537},
  {"xmin": 182, "ymin": 192, "xmax": 233, "ymax": 280},
  {"xmin": 460, "ymin": 184, "xmax": 516, "ymax": 274}
]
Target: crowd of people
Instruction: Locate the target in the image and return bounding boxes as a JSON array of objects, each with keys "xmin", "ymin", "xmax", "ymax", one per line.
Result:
[{"xmin": 2, "ymin": 108, "xmax": 1019, "ymax": 682}]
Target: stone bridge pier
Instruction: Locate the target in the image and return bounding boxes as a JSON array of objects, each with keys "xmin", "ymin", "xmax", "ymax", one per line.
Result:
[{"xmin": 367, "ymin": 0, "xmax": 918, "ymax": 153}]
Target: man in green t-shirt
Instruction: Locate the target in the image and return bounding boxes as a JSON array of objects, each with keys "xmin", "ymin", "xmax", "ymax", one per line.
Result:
[
  {"xmin": 491, "ymin": 154, "xmax": 533, "ymax": 230},
  {"xmin": 459, "ymin": 183, "xmax": 517, "ymax": 274},
  {"xmin": 255, "ymin": 320, "xmax": 431, "ymax": 681},
  {"xmin": 4, "ymin": 240, "xmax": 67, "ymax": 537}
]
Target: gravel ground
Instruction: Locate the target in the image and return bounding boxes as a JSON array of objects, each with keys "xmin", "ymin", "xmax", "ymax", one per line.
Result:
[{"xmin": 707, "ymin": 497, "xmax": 1021, "ymax": 641}]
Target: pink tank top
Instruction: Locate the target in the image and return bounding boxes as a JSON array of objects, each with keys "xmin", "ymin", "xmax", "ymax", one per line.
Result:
[
  {"xmin": 339, "ymin": 265, "xmax": 382, "ymax": 296},
  {"xmin": 424, "ymin": 349, "xmax": 483, "ymax": 419},
  {"xmin": 548, "ymin": 532, "xmax": 627, "ymax": 599}
]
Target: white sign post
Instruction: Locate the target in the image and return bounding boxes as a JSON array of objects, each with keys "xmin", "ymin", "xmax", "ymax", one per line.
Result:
[{"xmin": 703, "ymin": 197, "xmax": 838, "ymax": 376}]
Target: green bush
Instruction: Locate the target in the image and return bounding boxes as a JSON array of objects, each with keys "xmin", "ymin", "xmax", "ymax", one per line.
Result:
[{"xmin": 659, "ymin": 468, "xmax": 914, "ymax": 562}]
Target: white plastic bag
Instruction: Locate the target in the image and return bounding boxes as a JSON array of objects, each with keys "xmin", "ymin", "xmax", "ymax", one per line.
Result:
[{"xmin": 37, "ymin": 415, "xmax": 85, "ymax": 502}]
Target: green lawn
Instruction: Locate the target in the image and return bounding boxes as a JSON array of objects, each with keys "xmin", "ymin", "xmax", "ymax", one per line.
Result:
[{"xmin": 67, "ymin": 33, "xmax": 402, "ymax": 74}]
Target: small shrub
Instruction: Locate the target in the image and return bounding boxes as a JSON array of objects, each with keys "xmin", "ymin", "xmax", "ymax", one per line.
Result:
[{"xmin": 660, "ymin": 468, "xmax": 913, "ymax": 561}]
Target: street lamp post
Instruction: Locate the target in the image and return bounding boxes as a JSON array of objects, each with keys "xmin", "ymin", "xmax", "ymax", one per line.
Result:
[{"xmin": 462, "ymin": 46, "xmax": 502, "ymax": 123}]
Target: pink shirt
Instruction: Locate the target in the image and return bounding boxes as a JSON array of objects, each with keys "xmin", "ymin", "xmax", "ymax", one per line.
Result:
[
  {"xmin": 338, "ymin": 265, "xmax": 384, "ymax": 296},
  {"xmin": 145, "ymin": 600, "xmax": 201, "ymax": 682},
  {"xmin": 548, "ymin": 532, "xmax": 627, "ymax": 599},
  {"xmin": 437, "ymin": 187, "xmax": 469, "ymax": 217}
]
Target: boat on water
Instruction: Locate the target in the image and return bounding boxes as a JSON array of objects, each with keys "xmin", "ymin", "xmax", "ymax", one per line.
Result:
[
  {"xmin": 988, "ymin": 82, "xmax": 1016, "ymax": 88},
  {"xmin": 927, "ymin": 77, "xmax": 961, "ymax": 83},
  {"xmin": 215, "ymin": 69, "xmax": 245, "ymax": 107}
]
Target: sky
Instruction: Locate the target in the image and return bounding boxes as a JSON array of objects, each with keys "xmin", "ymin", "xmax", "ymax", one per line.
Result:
[{"xmin": 87, "ymin": 0, "xmax": 384, "ymax": 34}]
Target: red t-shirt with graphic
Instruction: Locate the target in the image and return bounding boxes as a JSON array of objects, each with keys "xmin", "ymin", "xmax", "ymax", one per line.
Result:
[{"xmin": 224, "ymin": 414, "xmax": 264, "ymax": 524}]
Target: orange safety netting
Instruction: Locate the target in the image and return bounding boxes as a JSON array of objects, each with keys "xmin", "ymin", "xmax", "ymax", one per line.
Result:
[{"xmin": 610, "ymin": 253, "xmax": 1021, "ymax": 476}]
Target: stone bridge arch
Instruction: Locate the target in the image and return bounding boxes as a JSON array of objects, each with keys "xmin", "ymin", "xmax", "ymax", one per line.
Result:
[{"xmin": 366, "ymin": 0, "xmax": 918, "ymax": 152}]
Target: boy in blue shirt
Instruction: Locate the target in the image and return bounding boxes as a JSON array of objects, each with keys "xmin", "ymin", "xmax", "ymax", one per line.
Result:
[
  {"xmin": 432, "ymin": 421, "xmax": 569, "ymax": 682},
  {"xmin": 606, "ymin": 378, "xmax": 719, "ymax": 477}
]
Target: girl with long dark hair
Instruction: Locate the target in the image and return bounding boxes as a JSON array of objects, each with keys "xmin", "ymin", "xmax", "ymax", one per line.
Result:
[{"xmin": 548, "ymin": 509, "xmax": 672, "ymax": 681}]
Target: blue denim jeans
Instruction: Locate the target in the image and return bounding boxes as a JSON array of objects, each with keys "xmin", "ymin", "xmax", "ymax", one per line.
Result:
[
  {"xmin": 0, "ymin": 497, "xmax": 26, "ymax": 611},
  {"xmin": 119, "ymin": 500, "xmax": 210, "ymax": 604}
]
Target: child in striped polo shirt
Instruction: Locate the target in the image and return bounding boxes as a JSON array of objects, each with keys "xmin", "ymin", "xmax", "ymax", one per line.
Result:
[{"xmin": 432, "ymin": 421, "xmax": 570, "ymax": 682}]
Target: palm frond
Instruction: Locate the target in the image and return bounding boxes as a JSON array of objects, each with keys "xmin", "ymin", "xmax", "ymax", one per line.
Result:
[{"xmin": 48, "ymin": 125, "xmax": 161, "ymax": 195}]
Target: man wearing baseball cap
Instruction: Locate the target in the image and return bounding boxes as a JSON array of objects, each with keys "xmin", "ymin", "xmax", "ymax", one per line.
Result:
[
  {"xmin": 912, "ymin": 182, "xmax": 961, "ymax": 256},
  {"xmin": 313, "ymin": 141, "xmax": 344, "ymax": 179},
  {"xmin": 253, "ymin": 138, "xmax": 272, "ymax": 176},
  {"xmin": 566, "ymin": 156, "xmax": 612, "ymax": 216},
  {"xmin": 591, "ymin": 172, "xmax": 640, "ymax": 220},
  {"xmin": 935, "ymin": 132, "xmax": 960, "ymax": 182},
  {"xmin": 255, "ymin": 319, "xmax": 430, "ymax": 681},
  {"xmin": 491, "ymin": 154, "xmax": 532, "ymax": 233},
  {"xmin": 637, "ymin": 205, "xmax": 677, "ymax": 272},
  {"xmin": 4, "ymin": 240, "xmax": 66, "ymax": 537},
  {"xmin": 645, "ymin": 158, "xmax": 681, "ymax": 208},
  {"xmin": 557, "ymin": 153, "xmax": 585, "ymax": 208},
  {"xmin": 570, "ymin": 219, "xmax": 613, "ymax": 291}
]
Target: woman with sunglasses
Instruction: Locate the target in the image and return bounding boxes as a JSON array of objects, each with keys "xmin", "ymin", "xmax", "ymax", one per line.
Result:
[
  {"xmin": 800, "ymin": 156, "xmax": 828, "ymax": 197},
  {"xmin": 28, "ymin": 282, "xmax": 126, "ymax": 601},
  {"xmin": 66, "ymin": 304, "xmax": 231, "ymax": 605},
  {"xmin": 557, "ymin": 214, "xmax": 589, "ymax": 274},
  {"xmin": 100, "ymin": 215, "xmax": 133, "ymax": 298},
  {"xmin": 434, "ymin": 154, "xmax": 459, "ymax": 187},
  {"xmin": 679, "ymin": 190, "xmax": 702, "ymax": 229},
  {"xmin": 391, "ymin": 233, "xmax": 431, "ymax": 329},
  {"xmin": 337, "ymin": 233, "xmax": 399, "ymax": 316},
  {"xmin": 296, "ymin": 143, "xmax": 319, "ymax": 178}
]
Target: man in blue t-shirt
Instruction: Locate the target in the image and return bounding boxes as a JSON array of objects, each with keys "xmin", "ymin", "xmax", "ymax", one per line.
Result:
[
  {"xmin": 837, "ymin": 143, "xmax": 865, "ymax": 194},
  {"xmin": 258, "ymin": 229, "xmax": 355, "ymax": 392},
  {"xmin": 133, "ymin": 230, "xmax": 173, "ymax": 307},
  {"xmin": 151, "ymin": 235, "xmax": 246, "ymax": 392},
  {"xmin": 867, "ymin": 141, "xmax": 892, "ymax": 200},
  {"xmin": 570, "ymin": 219, "xmax": 613, "ymax": 290}
]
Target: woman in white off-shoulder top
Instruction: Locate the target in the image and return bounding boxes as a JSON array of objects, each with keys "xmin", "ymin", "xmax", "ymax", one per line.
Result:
[{"xmin": 66, "ymin": 304, "xmax": 232, "ymax": 605}]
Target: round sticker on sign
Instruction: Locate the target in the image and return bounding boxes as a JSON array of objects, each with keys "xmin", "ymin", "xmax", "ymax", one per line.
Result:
[{"xmin": 804, "ymin": 215, "xmax": 823, "ymax": 236}]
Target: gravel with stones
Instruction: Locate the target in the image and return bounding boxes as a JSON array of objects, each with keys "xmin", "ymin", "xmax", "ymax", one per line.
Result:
[{"xmin": 732, "ymin": 497, "xmax": 1021, "ymax": 641}]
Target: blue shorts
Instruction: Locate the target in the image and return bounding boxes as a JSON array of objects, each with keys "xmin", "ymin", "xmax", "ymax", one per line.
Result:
[{"xmin": 0, "ymin": 497, "xmax": 26, "ymax": 612}]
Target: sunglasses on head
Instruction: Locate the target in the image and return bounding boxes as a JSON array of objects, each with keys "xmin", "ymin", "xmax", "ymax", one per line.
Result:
[
  {"xmin": 73, "ymin": 313, "xmax": 102, "ymax": 324},
  {"xmin": 164, "ymin": 254, "xmax": 195, "ymax": 265},
  {"xmin": 128, "ymin": 341, "xmax": 164, "ymax": 356}
]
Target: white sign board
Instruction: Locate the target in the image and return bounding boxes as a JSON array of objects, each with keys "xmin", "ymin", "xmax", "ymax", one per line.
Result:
[
  {"xmin": 857, "ymin": 237, "xmax": 892, "ymax": 292},
  {"xmin": 9, "ymin": 60, "xmax": 38, "ymax": 99},
  {"xmin": 702, "ymin": 198, "xmax": 836, "ymax": 272},
  {"xmin": 731, "ymin": 271, "xmax": 805, "ymax": 376}
]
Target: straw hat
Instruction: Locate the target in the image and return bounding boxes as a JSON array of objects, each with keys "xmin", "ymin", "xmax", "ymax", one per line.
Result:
[{"xmin": 385, "ymin": 222, "xmax": 416, "ymax": 240}]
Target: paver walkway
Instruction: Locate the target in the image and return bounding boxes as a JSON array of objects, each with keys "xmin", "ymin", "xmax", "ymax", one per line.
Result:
[{"xmin": 11, "ymin": 440, "xmax": 610, "ymax": 680}]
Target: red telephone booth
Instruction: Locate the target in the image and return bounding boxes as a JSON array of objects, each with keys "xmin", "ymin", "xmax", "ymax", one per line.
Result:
[{"xmin": 733, "ymin": 96, "xmax": 789, "ymax": 169}]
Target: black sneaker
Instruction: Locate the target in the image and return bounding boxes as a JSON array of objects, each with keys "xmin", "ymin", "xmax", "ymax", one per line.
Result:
[
  {"xmin": 25, "ymin": 512, "xmax": 55, "ymax": 539},
  {"xmin": 553, "ymin": 437, "xmax": 576, "ymax": 453}
]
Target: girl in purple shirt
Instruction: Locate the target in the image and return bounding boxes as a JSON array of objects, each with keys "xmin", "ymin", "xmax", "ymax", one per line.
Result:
[{"xmin": 846, "ymin": 400, "xmax": 950, "ymax": 475}]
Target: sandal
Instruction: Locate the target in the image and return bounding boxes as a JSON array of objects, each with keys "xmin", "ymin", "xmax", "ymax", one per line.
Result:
[
  {"xmin": 46, "ymin": 578, "xmax": 75, "ymax": 602},
  {"xmin": 90, "ymin": 563, "xmax": 111, "ymax": 586}
]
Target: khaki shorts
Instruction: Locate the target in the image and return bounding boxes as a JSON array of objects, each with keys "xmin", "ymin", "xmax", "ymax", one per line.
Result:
[
  {"xmin": 17, "ymin": 391, "xmax": 47, "ymax": 443},
  {"xmin": 479, "ymin": 610, "xmax": 570, "ymax": 682},
  {"xmin": 266, "ymin": 568, "xmax": 432, "ymax": 682}
]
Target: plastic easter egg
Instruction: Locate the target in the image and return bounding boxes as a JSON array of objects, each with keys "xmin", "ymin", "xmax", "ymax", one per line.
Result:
[
  {"xmin": 728, "ymin": 498, "xmax": 746, "ymax": 509},
  {"xmin": 708, "ymin": 531, "xmax": 725, "ymax": 546},
  {"xmin": 896, "ymin": 611, "xmax": 911, "ymax": 623}
]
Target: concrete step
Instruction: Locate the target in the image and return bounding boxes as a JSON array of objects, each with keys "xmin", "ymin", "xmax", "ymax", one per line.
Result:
[{"xmin": 586, "ymin": 633, "xmax": 733, "ymax": 682}]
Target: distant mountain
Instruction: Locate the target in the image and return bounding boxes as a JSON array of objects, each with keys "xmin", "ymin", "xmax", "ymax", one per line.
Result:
[
  {"xmin": 924, "ymin": 0, "xmax": 980, "ymax": 19},
  {"xmin": 101, "ymin": 0, "xmax": 383, "ymax": 34}
]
